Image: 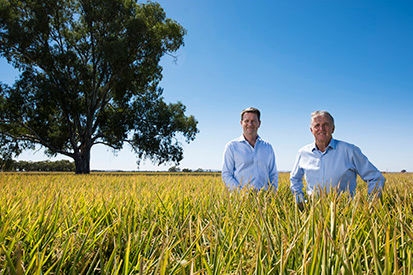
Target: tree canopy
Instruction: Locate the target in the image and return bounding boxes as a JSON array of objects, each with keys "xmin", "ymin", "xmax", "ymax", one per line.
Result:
[{"xmin": 0, "ymin": 0, "xmax": 198, "ymax": 173}]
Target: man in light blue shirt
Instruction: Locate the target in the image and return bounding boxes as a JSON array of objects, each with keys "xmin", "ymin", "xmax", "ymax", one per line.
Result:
[
  {"xmin": 290, "ymin": 110, "xmax": 385, "ymax": 208},
  {"xmin": 222, "ymin": 107, "xmax": 278, "ymax": 190}
]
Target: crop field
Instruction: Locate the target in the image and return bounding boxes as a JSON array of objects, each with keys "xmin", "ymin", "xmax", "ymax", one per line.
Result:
[{"xmin": 1, "ymin": 172, "xmax": 412, "ymax": 274}]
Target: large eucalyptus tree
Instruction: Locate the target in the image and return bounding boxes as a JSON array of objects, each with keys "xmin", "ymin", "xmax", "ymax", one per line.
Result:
[{"xmin": 0, "ymin": 0, "xmax": 198, "ymax": 173}]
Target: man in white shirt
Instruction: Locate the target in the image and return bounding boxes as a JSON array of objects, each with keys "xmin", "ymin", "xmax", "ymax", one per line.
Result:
[
  {"xmin": 290, "ymin": 110, "xmax": 385, "ymax": 209},
  {"xmin": 222, "ymin": 107, "xmax": 278, "ymax": 190}
]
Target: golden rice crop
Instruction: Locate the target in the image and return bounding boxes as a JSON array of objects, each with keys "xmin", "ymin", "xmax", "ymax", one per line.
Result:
[{"xmin": 0, "ymin": 172, "xmax": 412, "ymax": 274}]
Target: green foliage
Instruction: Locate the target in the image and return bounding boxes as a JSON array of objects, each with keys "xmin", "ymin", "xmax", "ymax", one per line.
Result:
[
  {"xmin": 0, "ymin": 159, "xmax": 75, "ymax": 171},
  {"xmin": 0, "ymin": 172, "xmax": 413, "ymax": 273},
  {"xmin": 0, "ymin": 0, "xmax": 198, "ymax": 174}
]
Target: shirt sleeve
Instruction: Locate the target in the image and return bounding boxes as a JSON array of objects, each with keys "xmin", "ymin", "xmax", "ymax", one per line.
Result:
[
  {"xmin": 268, "ymin": 145, "xmax": 279, "ymax": 190},
  {"xmin": 221, "ymin": 142, "xmax": 240, "ymax": 189},
  {"xmin": 352, "ymin": 146, "xmax": 385, "ymax": 197},
  {"xmin": 290, "ymin": 151, "xmax": 305, "ymax": 203}
]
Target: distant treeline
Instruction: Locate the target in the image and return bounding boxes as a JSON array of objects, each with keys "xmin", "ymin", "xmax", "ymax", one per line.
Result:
[{"xmin": 1, "ymin": 159, "xmax": 75, "ymax": 172}]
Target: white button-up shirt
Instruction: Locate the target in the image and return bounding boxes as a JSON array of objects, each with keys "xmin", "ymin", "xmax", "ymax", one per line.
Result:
[
  {"xmin": 290, "ymin": 138, "xmax": 385, "ymax": 202},
  {"xmin": 222, "ymin": 135, "xmax": 278, "ymax": 190}
]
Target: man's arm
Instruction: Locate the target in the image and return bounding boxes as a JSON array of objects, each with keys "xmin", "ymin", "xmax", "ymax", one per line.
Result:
[
  {"xmin": 268, "ymin": 146, "xmax": 279, "ymax": 191},
  {"xmin": 222, "ymin": 143, "xmax": 240, "ymax": 189},
  {"xmin": 290, "ymin": 153, "xmax": 305, "ymax": 203},
  {"xmin": 352, "ymin": 146, "xmax": 385, "ymax": 198}
]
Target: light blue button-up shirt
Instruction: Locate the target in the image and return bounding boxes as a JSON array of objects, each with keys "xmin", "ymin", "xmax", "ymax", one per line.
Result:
[
  {"xmin": 290, "ymin": 138, "xmax": 385, "ymax": 202},
  {"xmin": 222, "ymin": 135, "xmax": 278, "ymax": 190}
]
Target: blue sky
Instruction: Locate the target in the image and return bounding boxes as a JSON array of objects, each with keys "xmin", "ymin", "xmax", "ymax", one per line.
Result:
[{"xmin": 1, "ymin": 0, "xmax": 412, "ymax": 172}]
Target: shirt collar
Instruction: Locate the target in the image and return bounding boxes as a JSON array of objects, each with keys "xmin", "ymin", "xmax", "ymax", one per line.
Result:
[
  {"xmin": 237, "ymin": 135, "xmax": 261, "ymax": 143},
  {"xmin": 311, "ymin": 138, "xmax": 336, "ymax": 152},
  {"xmin": 329, "ymin": 138, "xmax": 337, "ymax": 149}
]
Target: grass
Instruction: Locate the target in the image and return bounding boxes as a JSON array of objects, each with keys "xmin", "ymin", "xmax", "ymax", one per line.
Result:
[{"xmin": 0, "ymin": 172, "xmax": 412, "ymax": 274}]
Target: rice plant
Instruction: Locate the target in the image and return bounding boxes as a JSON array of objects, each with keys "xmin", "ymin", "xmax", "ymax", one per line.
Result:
[{"xmin": 0, "ymin": 172, "xmax": 412, "ymax": 274}]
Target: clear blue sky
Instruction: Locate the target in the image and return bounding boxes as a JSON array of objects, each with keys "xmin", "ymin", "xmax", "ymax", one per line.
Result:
[{"xmin": 1, "ymin": 0, "xmax": 412, "ymax": 172}]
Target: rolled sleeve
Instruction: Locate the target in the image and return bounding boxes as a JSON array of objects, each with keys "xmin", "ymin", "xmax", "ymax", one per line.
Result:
[
  {"xmin": 222, "ymin": 142, "xmax": 240, "ymax": 189},
  {"xmin": 352, "ymin": 146, "xmax": 385, "ymax": 196},
  {"xmin": 290, "ymin": 153, "xmax": 305, "ymax": 202},
  {"xmin": 268, "ymin": 148, "xmax": 278, "ymax": 190}
]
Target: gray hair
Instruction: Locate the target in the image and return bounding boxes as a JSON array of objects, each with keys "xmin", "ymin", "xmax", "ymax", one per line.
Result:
[
  {"xmin": 310, "ymin": 110, "xmax": 335, "ymax": 127},
  {"xmin": 241, "ymin": 107, "xmax": 261, "ymax": 121}
]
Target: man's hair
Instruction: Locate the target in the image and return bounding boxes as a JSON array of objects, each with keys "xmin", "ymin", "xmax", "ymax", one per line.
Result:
[
  {"xmin": 311, "ymin": 110, "xmax": 335, "ymax": 127},
  {"xmin": 241, "ymin": 107, "xmax": 261, "ymax": 121}
]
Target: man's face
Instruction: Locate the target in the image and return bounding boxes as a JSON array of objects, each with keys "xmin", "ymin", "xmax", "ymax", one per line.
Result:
[
  {"xmin": 310, "ymin": 114, "xmax": 334, "ymax": 145},
  {"xmin": 241, "ymin": 112, "xmax": 260, "ymax": 136}
]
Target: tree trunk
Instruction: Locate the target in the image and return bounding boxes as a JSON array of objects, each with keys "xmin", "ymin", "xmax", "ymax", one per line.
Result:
[{"xmin": 74, "ymin": 149, "xmax": 91, "ymax": 174}]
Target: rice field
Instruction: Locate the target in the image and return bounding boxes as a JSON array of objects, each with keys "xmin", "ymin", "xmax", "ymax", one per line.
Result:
[{"xmin": 1, "ymin": 171, "xmax": 412, "ymax": 274}]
